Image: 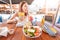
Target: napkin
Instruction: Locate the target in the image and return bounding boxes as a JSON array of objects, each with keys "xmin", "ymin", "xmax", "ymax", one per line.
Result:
[{"xmin": 0, "ymin": 27, "xmax": 9, "ymax": 37}]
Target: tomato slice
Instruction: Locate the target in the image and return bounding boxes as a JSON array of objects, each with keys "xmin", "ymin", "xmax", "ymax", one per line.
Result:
[
  {"xmin": 34, "ymin": 28, "xmax": 40, "ymax": 36},
  {"xmin": 34, "ymin": 32, "xmax": 39, "ymax": 36},
  {"xmin": 35, "ymin": 28, "xmax": 40, "ymax": 33}
]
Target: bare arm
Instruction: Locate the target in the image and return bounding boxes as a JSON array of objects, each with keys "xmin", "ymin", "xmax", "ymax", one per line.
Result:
[
  {"xmin": 7, "ymin": 13, "xmax": 18, "ymax": 24},
  {"xmin": 9, "ymin": 13, "xmax": 18, "ymax": 20}
]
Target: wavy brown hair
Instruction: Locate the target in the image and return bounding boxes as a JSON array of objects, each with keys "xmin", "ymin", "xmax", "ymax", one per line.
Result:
[{"xmin": 19, "ymin": 1, "xmax": 28, "ymax": 16}]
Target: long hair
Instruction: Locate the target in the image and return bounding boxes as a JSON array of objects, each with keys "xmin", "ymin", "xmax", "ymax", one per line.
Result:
[{"xmin": 19, "ymin": 1, "xmax": 28, "ymax": 16}]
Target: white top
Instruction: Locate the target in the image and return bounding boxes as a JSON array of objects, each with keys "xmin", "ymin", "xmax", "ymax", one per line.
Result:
[{"xmin": 13, "ymin": 16, "xmax": 28, "ymax": 27}]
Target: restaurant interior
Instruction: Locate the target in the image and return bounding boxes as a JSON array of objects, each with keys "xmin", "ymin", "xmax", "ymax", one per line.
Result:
[{"xmin": 0, "ymin": 0, "xmax": 60, "ymax": 40}]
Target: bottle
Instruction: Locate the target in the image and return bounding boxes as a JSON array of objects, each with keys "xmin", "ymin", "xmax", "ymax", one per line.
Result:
[
  {"xmin": 41, "ymin": 17, "xmax": 45, "ymax": 26},
  {"xmin": 32, "ymin": 17, "xmax": 37, "ymax": 26}
]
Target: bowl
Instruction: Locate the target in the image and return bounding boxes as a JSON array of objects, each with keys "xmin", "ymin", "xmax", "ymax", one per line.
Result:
[{"xmin": 23, "ymin": 26, "xmax": 42, "ymax": 38}]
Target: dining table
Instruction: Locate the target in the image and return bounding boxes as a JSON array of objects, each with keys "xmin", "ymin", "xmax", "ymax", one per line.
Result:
[{"xmin": 0, "ymin": 23, "xmax": 60, "ymax": 40}]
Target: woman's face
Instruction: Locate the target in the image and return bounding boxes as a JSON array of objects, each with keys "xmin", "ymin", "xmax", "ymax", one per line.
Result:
[{"xmin": 22, "ymin": 3, "xmax": 28, "ymax": 13}]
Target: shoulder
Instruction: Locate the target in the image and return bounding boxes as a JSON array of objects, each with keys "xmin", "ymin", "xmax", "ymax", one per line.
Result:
[{"xmin": 13, "ymin": 12, "xmax": 19, "ymax": 16}]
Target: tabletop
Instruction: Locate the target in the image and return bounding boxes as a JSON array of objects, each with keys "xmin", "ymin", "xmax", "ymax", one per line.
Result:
[{"xmin": 0, "ymin": 23, "xmax": 60, "ymax": 40}]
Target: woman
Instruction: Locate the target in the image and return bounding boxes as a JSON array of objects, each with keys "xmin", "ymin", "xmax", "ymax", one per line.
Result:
[{"xmin": 7, "ymin": 1, "xmax": 28, "ymax": 24}]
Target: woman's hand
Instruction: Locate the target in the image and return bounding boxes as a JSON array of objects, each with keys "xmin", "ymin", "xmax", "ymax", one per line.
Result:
[
  {"xmin": 7, "ymin": 19, "xmax": 17, "ymax": 24},
  {"xmin": 7, "ymin": 20, "xmax": 13, "ymax": 24}
]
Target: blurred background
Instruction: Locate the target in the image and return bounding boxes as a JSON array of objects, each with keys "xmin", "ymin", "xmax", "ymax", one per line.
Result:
[
  {"xmin": 0, "ymin": 0, "xmax": 59, "ymax": 14},
  {"xmin": 0, "ymin": 0, "xmax": 60, "ymax": 24}
]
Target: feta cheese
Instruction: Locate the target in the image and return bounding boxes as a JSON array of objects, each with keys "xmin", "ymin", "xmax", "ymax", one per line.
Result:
[{"xmin": 28, "ymin": 29, "xmax": 35, "ymax": 33}]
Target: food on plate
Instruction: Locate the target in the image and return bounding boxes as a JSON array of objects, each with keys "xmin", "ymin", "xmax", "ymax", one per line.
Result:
[{"xmin": 23, "ymin": 25, "xmax": 42, "ymax": 38}]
